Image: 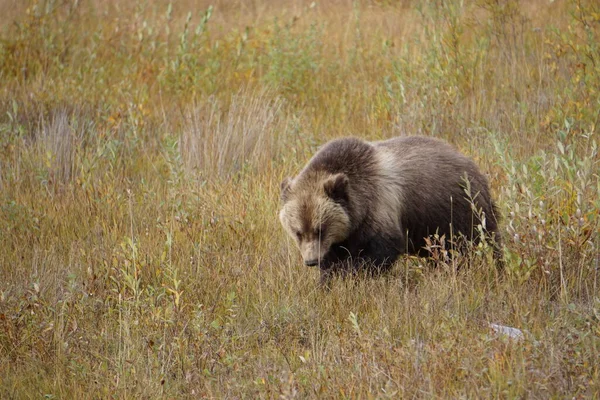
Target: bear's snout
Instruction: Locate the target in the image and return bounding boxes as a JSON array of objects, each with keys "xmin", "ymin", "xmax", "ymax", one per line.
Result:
[
  {"xmin": 304, "ymin": 259, "xmax": 319, "ymax": 267},
  {"xmin": 301, "ymin": 240, "xmax": 326, "ymax": 268}
]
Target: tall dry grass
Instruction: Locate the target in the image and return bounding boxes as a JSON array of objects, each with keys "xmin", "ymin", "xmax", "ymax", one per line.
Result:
[
  {"xmin": 0, "ymin": 0, "xmax": 599, "ymax": 398},
  {"xmin": 179, "ymin": 88, "xmax": 287, "ymax": 178}
]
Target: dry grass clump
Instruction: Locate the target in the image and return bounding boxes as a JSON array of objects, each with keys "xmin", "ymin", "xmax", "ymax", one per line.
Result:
[
  {"xmin": 179, "ymin": 88, "xmax": 287, "ymax": 178},
  {"xmin": 0, "ymin": 0, "xmax": 599, "ymax": 398}
]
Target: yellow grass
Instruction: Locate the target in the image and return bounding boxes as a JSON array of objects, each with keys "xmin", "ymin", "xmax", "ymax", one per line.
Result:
[{"xmin": 0, "ymin": 0, "xmax": 599, "ymax": 397}]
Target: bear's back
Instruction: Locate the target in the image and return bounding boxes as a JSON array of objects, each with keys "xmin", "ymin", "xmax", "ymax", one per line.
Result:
[
  {"xmin": 305, "ymin": 137, "xmax": 377, "ymax": 177},
  {"xmin": 374, "ymin": 135, "xmax": 498, "ymax": 249}
]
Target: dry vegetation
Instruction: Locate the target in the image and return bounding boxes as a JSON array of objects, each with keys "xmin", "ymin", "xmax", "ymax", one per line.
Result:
[{"xmin": 0, "ymin": 0, "xmax": 599, "ymax": 397}]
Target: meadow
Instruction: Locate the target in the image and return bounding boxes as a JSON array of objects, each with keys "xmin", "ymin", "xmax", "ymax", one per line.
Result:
[{"xmin": 0, "ymin": 0, "xmax": 599, "ymax": 397}]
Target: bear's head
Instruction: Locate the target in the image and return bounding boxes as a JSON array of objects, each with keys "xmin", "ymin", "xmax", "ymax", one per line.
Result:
[{"xmin": 279, "ymin": 172, "xmax": 351, "ymax": 268}]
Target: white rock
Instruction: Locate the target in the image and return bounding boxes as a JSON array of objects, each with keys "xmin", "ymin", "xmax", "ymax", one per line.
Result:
[{"xmin": 489, "ymin": 323, "xmax": 525, "ymax": 341}]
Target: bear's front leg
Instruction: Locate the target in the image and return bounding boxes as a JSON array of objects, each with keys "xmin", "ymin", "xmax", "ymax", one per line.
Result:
[
  {"xmin": 362, "ymin": 234, "xmax": 403, "ymax": 274},
  {"xmin": 317, "ymin": 258, "xmax": 353, "ymax": 289}
]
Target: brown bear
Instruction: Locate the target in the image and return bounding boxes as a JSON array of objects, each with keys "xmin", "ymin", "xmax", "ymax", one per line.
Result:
[{"xmin": 279, "ymin": 136, "xmax": 502, "ymax": 283}]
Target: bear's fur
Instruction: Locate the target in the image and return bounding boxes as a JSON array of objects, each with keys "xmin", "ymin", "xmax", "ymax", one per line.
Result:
[{"xmin": 279, "ymin": 136, "xmax": 502, "ymax": 283}]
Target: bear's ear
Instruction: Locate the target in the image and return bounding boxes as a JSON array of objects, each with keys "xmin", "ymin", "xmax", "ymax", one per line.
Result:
[
  {"xmin": 323, "ymin": 173, "xmax": 349, "ymax": 201},
  {"xmin": 280, "ymin": 177, "xmax": 293, "ymax": 202}
]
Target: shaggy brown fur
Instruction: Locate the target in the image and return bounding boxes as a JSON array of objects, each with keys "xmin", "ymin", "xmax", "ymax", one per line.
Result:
[{"xmin": 279, "ymin": 136, "xmax": 502, "ymax": 283}]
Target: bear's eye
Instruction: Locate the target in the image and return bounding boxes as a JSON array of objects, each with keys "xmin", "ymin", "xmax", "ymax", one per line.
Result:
[
  {"xmin": 315, "ymin": 226, "xmax": 326, "ymax": 237},
  {"xmin": 295, "ymin": 231, "xmax": 302, "ymax": 240}
]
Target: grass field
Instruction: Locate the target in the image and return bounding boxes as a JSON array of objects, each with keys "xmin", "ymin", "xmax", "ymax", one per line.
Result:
[{"xmin": 0, "ymin": 0, "xmax": 599, "ymax": 397}]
